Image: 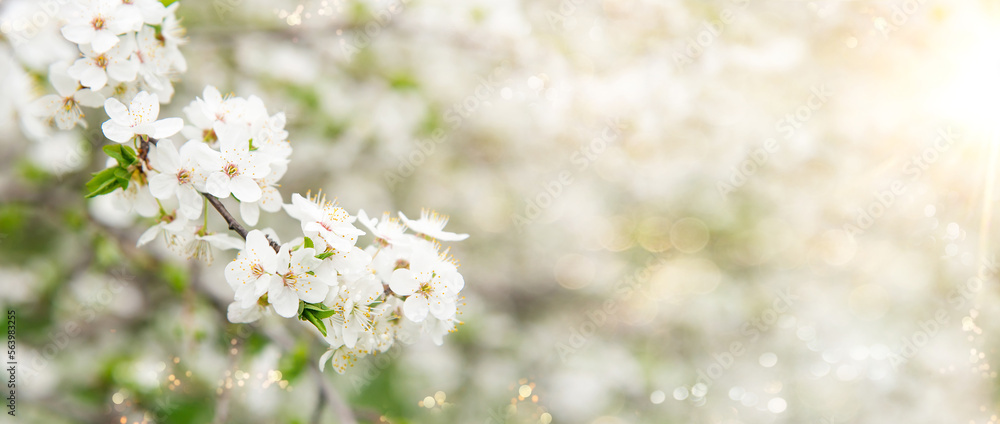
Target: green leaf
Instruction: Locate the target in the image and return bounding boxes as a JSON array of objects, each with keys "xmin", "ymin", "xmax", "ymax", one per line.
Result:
[
  {"xmin": 84, "ymin": 167, "xmax": 122, "ymax": 198},
  {"xmin": 301, "ymin": 302, "xmax": 330, "ymax": 312},
  {"xmin": 113, "ymin": 167, "xmax": 131, "ymax": 189},
  {"xmin": 303, "ymin": 237, "xmax": 314, "ymax": 249},
  {"xmin": 310, "ymin": 309, "xmax": 338, "ymax": 320},
  {"xmin": 103, "ymin": 145, "xmax": 138, "ymax": 167},
  {"xmin": 300, "ymin": 310, "xmax": 327, "ymax": 337},
  {"xmin": 315, "ymin": 251, "xmax": 335, "ymax": 260}
]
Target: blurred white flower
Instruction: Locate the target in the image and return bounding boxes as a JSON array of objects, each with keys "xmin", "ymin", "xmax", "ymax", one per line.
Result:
[
  {"xmin": 67, "ymin": 35, "xmax": 138, "ymax": 90},
  {"xmin": 30, "ymin": 62, "xmax": 104, "ymax": 130},
  {"xmin": 399, "ymin": 209, "xmax": 469, "ymax": 241},
  {"xmin": 60, "ymin": 0, "xmax": 142, "ymax": 53}
]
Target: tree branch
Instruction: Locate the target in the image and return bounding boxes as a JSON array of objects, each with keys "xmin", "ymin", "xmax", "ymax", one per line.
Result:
[
  {"xmin": 139, "ymin": 136, "xmax": 281, "ymax": 253},
  {"xmin": 202, "ymin": 193, "xmax": 281, "ymax": 252}
]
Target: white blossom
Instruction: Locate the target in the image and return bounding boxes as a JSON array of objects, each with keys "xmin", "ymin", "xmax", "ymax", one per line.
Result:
[
  {"xmin": 60, "ymin": 0, "xmax": 142, "ymax": 54},
  {"xmin": 148, "ymin": 139, "xmax": 205, "ymax": 220},
  {"xmin": 101, "ymin": 91, "xmax": 182, "ymax": 143},
  {"xmin": 31, "ymin": 63, "xmax": 104, "ymax": 130},
  {"xmin": 198, "ymin": 123, "xmax": 270, "ymax": 202},
  {"xmin": 399, "ymin": 209, "xmax": 469, "ymax": 241}
]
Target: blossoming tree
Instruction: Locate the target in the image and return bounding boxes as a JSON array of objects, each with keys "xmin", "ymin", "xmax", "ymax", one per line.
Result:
[{"xmin": 24, "ymin": 0, "xmax": 470, "ymax": 378}]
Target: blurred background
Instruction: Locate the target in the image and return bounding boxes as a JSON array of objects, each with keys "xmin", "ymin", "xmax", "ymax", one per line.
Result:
[{"xmin": 3, "ymin": 0, "xmax": 1000, "ymax": 423}]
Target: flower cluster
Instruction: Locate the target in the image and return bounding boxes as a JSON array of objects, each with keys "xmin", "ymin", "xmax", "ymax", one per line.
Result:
[
  {"xmin": 89, "ymin": 86, "xmax": 291, "ymax": 265},
  {"xmin": 90, "ymin": 85, "xmax": 469, "ymax": 372},
  {"xmin": 30, "ymin": 0, "xmax": 186, "ymax": 131},
  {"xmin": 227, "ymin": 199, "xmax": 469, "ymax": 374},
  {"xmin": 52, "ymin": 1, "xmax": 471, "ymax": 376}
]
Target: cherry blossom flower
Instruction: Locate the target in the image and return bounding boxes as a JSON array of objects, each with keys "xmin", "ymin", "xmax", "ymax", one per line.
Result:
[
  {"xmin": 148, "ymin": 139, "xmax": 204, "ymax": 220},
  {"xmin": 357, "ymin": 210, "xmax": 410, "ymax": 246},
  {"xmin": 68, "ymin": 35, "xmax": 138, "ymax": 90},
  {"xmin": 225, "ymin": 230, "xmax": 278, "ymax": 309},
  {"xmin": 326, "ymin": 273, "xmax": 383, "ymax": 348},
  {"xmin": 389, "ymin": 254, "xmax": 464, "ymax": 322},
  {"xmin": 101, "ymin": 91, "xmax": 183, "ymax": 143},
  {"xmin": 267, "ymin": 245, "xmax": 332, "ymax": 318},
  {"xmin": 60, "ymin": 0, "xmax": 142, "ymax": 54},
  {"xmin": 239, "ymin": 161, "xmax": 286, "ymax": 226},
  {"xmin": 137, "ymin": 214, "xmax": 189, "ymax": 248},
  {"xmin": 182, "ymin": 232, "xmax": 244, "ymax": 263},
  {"xmin": 227, "ymin": 301, "xmax": 265, "ymax": 324},
  {"xmin": 198, "ymin": 123, "xmax": 270, "ymax": 202},
  {"xmin": 399, "ymin": 209, "xmax": 469, "ymax": 241},
  {"xmin": 283, "ymin": 192, "xmax": 365, "ymax": 249},
  {"xmin": 123, "ymin": 0, "xmax": 168, "ymax": 25},
  {"xmin": 31, "ymin": 63, "xmax": 104, "ymax": 130}
]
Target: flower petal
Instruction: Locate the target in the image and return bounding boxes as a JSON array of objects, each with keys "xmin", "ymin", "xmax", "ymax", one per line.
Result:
[
  {"xmin": 104, "ymin": 97, "xmax": 130, "ymax": 125},
  {"xmin": 403, "ymin": 295, "xmax": 429, "ymax": 322},
  {"xmin": 102, "ymin": 120, "xmax": 134, "ymax": 143},
  {"xmin": 205, "ymin": 172, "xmax": 231, "ymax": 198},
  {"xmin": 151, "ymin": 117, "xmax": 183, "ymax": 139},
  {"xmin": 90, "ymin": 30, "xmax": 120, "ymax": 54},
  {"xmin": 177, "ymin": 187, "xmax": 203, "ymax": 220},
  {"xmin": 270, "ymin": 289, "xmax": 299, "ymax": 318},
  {"xmin": 61, "ymin": 24, "xmax": 96, "ymax": 44},
  {"xmin": 296, "ymin": 277, "xmax": 329, "ymax": 304},
  {"xmin": 246, "ymin": 230, "xmax": 277, "ymax": 273},
  {"xmin": 389, "ymin": 269, "xmax": 418, "ymax": 295},
  {"xmin": 428, "ymin": 296, "xmax": 456, "ymax": 320},
  {"xmin": 136, "ymin": 223, "xmax": 161, "ymax": 247},
  {"xmin": 240, "ymin": 200, "xmax": 260, "ymax": 226},
  {"xmin": 230, "ymin": 176, "xmax": 262, "ymax": 202},
  {"xmin": 148, "ymin": 173, "xmax": 176, "ymax": 199}
]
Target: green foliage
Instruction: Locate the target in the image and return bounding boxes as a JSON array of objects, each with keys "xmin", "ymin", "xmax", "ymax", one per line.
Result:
[
  {"xmin": 85, "ymin": 145, "xmax": 139, "ymax": 198},
  {"xmin": 162, "ymin": 263, "xmax": 190, "ymax": 293},
  {"xmin": 299, "ymin": 302, "xmax": 336, "ymax": 337},
  {"xmin": 278, "ymin": 342, "xmax": 309, "ymax": 382},
  {"xmin": 315, "ymin": 251, "xmax": 335, "ymax": 260},
  {"xmin": 0, "ymin": 203, "xmax": 58, "ymax": 263},
  {"xmin": 17, "ymin": 160, "xmax": 53, "ymax": 184},
  {"xmin": 94, "ymin": 234, "xmax": 124, "ymax": 268}
]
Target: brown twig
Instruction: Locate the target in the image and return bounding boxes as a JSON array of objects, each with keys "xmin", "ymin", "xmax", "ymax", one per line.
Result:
[
  {"xmin": 139, "ymin": 136, "xmax": 281, "ymax": 252},
  {"xmin": 202, "ymin": 193, "xmax": 281, "ymax": 252}
]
